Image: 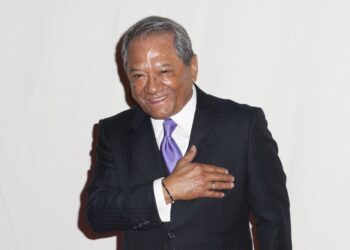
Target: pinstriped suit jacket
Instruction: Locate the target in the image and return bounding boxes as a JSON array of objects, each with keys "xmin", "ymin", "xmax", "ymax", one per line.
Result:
[{"xmin": 87, "ymin": 86, "xmax": 292, "ymax": 250}]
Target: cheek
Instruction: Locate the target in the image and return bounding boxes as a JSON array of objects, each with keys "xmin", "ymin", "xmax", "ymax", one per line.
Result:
[
  {"xmin": 176, "ymin": 85, "xmax": 192, "ymax": 108},
  {"xmin": 161, "ymin": 75, "xmax": 172, "ymax": 84},
  {"xmin": 130, "ymin": 84, "xmax": 144, "ymax": 99}
]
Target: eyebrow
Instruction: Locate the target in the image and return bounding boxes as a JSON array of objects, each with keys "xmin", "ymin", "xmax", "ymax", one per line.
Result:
[
  {"xmin": 159, "ymin": 63, "xmax": 171, "ymax": 67},
  {"xmin": 129, "ymin": 63, "xmax": 172, "ymax": 72},
  {"xmin": 129, "ymin": 68, "xmax": 142, "ymax": 72}
]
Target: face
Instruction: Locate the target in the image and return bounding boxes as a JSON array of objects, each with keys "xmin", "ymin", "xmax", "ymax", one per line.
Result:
[{"xmin": 126, "ymin": 33, "xmax": 198, "ymax": 119}]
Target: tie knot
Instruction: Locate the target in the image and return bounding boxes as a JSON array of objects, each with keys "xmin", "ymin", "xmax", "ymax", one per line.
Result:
[{"xmin": 163, "ymin": 118, "xmax": 177, "ymax": 137}]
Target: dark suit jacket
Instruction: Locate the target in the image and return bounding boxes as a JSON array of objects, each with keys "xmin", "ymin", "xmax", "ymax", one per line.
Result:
[{"xmin": 87, "ymin": 86, "xmax": 292, "ymax": 250}]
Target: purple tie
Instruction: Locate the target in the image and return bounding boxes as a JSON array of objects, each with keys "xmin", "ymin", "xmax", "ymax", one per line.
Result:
[{"xmin": 160, "ymin": 118, "xmax": 183, "ymax": 173}]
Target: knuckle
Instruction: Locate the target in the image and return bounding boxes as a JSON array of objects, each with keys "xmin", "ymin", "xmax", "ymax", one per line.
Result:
[
  {"xmin": 202, "ymin": 173, "xmax": 209, "ymax": 181},
  {"xmin": 194, "ymin": 164, "xmax": 202, "ymax": 173}
]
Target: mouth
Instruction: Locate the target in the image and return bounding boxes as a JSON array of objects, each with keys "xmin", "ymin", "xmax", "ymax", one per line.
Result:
[{"xmin": 147, "ymin": 95, "xmax": 168, "ymax": 105}]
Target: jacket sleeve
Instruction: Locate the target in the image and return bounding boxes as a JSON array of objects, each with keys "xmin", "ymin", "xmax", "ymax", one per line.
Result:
[
  {"xmin": 247, "ymin": 108, "xmax": 292, "ymax": 250},
  {"xmin": 86, "ymin": 120, "xmax": 163, "ymax": 233}
]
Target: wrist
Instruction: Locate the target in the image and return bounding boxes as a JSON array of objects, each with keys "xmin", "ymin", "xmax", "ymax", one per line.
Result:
[{"xmin": 162, "ymin": 178, "xmax": 175, "ymax": 204}]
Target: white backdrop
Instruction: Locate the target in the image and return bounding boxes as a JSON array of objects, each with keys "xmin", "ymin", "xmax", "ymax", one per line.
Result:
[{"xmin": 1, "ymin": 0, "xmax": 349, "ymax": 249}]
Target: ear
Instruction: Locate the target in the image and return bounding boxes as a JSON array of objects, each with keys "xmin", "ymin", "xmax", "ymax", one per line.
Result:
[{"xmin": 190, "ymin": 54, "xmax": 198, "ymax": 82}]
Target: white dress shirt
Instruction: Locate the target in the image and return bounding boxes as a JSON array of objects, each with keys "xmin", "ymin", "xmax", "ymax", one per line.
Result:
[{"xmin": 151, "ymin": 85, "xmax": 197, "ymax": 222}]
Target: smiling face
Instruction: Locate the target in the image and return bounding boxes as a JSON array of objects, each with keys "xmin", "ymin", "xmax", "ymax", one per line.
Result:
[{"xmin": 125, "ymin": 33, "xmax": 198, "ymax": 119}]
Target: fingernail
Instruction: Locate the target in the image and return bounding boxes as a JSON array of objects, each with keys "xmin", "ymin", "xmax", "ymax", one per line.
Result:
[
  {"xmin": 221, "ymin": 193, "xmax": 225, "ymax": 197},
  {"xmin": 225, "ymin": 169, "xmax": 229, "ymax": 174}
]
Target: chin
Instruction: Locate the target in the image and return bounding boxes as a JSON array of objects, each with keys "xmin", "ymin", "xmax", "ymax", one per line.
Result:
[
  {"xmin": 144, "ymin": 105, "xmax": 176, "ymax": 120},
  {"xmin": 149, "ymin": 113, "xmax": 170, "ymax": 120},
  {"xmin": 148, "ymin": 110, "xmax": 173, "ymax": 119}
]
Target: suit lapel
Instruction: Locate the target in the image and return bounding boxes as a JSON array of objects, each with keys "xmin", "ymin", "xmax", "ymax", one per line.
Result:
[
  {"xmin": 127, "ymin": 108, "xmax": 167, "ymax": 181},
  {"xmin": 188, "ymin": 86, "xmax": 220, "ymax": 162}
]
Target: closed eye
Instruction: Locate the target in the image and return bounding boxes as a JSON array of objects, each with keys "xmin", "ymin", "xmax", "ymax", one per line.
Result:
[
  {"xmin": 160, "ymin": 69, "xmax": 173, "ymax": 74},
  {"xmin": 132, "ymin": 73, "xmax": 144, "ymax": 79}
]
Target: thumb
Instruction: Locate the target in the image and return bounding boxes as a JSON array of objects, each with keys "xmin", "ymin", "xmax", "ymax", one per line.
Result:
[{"xmin": 181, "ymin": 145, "xmax": 197, "ymax": 163}]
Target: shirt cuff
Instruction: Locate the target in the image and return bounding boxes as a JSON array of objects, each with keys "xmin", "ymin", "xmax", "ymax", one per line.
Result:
[{"xmin": 153, "ymin": 178, "xmax": 171, "ymax": 222}]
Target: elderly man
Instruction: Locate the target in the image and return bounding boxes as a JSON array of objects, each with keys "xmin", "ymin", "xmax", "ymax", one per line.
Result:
[{"xmin": 87, "ymin": 16, "xmax": 292, "ymax": 250}]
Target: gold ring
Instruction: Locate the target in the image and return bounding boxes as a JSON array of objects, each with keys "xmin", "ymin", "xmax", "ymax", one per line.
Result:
[{"xmin": 212, "ymin": 182, "xmax": 216, "ymax": 190}]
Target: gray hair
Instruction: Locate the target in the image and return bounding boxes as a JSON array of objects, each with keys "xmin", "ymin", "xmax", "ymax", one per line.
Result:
[{"xmin": 121, "ymin": 16, "xmax": 194, "ymax": 69}]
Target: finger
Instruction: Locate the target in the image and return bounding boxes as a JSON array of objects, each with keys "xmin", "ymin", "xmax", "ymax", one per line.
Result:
[
  {"xmin": 206, "ymin": 173, "xmax": 235, "ymax": 182},
  {"xmin": 201, "ymin": 164, "xmax": 229, "ymax": 174},
  {"xmin": 208, "ymin": 181, "xmax": 234, "ymax": 190},
  {"xmin": 202, "ymin": 190, "xmax": 225, "ymax": 198},
  {"xmin": 181, "ymin": 145, "xmax": 197, "ymax": 163}
]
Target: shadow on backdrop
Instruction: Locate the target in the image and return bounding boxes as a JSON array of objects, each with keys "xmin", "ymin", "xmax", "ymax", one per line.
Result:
[
  {"xmin": 77, "ymin": 36, "xmax": 133, "ymax": 250},
  {"xmin": 78, "ymin": 124, "xmax": 123, "ymax": 250}
]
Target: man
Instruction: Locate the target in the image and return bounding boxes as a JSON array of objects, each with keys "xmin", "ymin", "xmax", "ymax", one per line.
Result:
[{"xmin": 87, "ymin": 16, "xmax": 292, "ymax": 250}]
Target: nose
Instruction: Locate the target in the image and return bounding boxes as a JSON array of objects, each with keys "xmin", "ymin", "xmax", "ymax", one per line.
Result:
[{"xmin": 145, "ymin": 73, "xmax": 163, "ymax": 94}]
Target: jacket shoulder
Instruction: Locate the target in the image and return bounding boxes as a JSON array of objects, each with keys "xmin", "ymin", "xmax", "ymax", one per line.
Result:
[
  {"xmin": 98, "ymin": 108, "xmax": 138, "ymax": 135},
  {"xmin": 206, "ymin": 93, "xmax": 263, "ymax": 122}
]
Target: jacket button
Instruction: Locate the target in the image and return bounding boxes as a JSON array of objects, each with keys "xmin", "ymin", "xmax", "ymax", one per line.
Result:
[{"xmin": 167, "ymin": 232, "xmax": 176, "ymax": 239}]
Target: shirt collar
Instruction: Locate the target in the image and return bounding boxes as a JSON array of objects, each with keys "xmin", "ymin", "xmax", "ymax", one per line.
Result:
[{"xmin": 151, "ymin": 85, "xmax": 197, "ymax": 136}]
